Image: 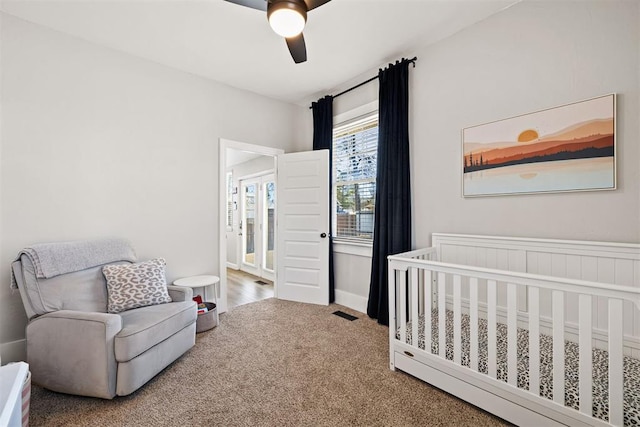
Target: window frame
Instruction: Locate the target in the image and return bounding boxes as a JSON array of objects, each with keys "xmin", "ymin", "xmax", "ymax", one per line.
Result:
[{"xmin": 331, "ymin": 102, "xmax": 379, "ymax": 246}]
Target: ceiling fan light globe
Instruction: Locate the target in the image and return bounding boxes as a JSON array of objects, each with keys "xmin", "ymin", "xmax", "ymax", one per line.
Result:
[{"xmin": 269, "ymin": 8, "xmax": 306, "ymax": 38}]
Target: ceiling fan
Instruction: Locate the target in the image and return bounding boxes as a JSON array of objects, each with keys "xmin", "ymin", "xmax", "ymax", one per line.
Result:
[{"xmin": 224, "ymin": 0, "xmax": 332, "ymax": 64}]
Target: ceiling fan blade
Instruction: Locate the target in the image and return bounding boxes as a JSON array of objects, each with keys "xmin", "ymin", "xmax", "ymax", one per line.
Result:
[
  {"xmin": 303, "ymin": 0, "xmax": 331, "ymax": 11},
  {"xmin": 286, "ymin": 33, "xmax": 307, "ymax": 63},
  {"xmin": 224, "ymin": 0, "xmax": 267, "ymax": 12}
]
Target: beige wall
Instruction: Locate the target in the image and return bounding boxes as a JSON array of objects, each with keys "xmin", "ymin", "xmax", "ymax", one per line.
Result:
[
  {"xmin": 0, "ymin": 13, "xmax": 304, "ymax": 361},
  {"xmin": 326, "ymin": 0, "xmax": 640, "ymax": 311},
  {"xmin": 411, "ymin": 0, "xmax": 638, "ymax": 247}
]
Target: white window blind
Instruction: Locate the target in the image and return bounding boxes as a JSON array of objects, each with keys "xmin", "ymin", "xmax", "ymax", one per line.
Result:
[{"xmin": 332, "ymin": 112, "xmax": 378, "ymax": 241}]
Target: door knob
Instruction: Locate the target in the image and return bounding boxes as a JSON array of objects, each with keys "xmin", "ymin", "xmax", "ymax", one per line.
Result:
[{"xmin": 320, "ymin": 233, "xmax": 327, "ymax": 238}]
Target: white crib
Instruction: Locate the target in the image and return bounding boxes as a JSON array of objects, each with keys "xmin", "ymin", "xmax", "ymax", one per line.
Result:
[{"xmin": 388, "ymin": 233, "xmax": 640, "ymax": 426}]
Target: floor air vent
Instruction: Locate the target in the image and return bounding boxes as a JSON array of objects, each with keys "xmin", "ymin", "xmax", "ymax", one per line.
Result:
[{"xmin": 332, "ymin": 311, "xmax": 358, "ymax": 321}]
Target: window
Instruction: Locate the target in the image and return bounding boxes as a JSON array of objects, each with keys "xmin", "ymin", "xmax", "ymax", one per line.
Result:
[
  {"xmin": 226, "ymin": 171, "xmax": 233, "ymax": 231},
  {"xmin": 332, "ymin": 112, "xmax": 378, "ymax": 241}
]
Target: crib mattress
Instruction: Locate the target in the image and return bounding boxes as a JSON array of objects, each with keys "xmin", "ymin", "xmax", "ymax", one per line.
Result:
[{"xmin": 398, "ymin": 310, "xmax": 640, "ymax": 426}]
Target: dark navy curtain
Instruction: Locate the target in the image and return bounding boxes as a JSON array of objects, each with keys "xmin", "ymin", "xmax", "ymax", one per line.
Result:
[
  {"xmin": 367, "ymin": 59, "xmax": 412, "ymax": 325},
  {"xmin": 312, "ymin": 95, "xmax": 335, "ymax": 303}
]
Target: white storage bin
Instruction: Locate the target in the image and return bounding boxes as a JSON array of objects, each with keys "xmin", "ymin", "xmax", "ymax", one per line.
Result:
[{"xmin": 196, "ymin": 302, "xmax": 218, "ymax": 332}]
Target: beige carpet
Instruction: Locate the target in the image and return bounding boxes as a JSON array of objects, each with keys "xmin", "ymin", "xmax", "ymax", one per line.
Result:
[{"xmin": 29, "ymin": 299, "xmax": 508, "ymax": 426}]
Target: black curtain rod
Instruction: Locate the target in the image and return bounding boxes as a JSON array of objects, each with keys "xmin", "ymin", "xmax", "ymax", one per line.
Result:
[{"xmin": 309, "ymin": 57, "xmax": 417, "ymax": 109}]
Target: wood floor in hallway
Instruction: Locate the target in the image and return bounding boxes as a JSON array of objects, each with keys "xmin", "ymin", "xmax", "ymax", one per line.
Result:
[{"xmin": 226, "ymin": 268, "xmax": 274, "ymax": 308}]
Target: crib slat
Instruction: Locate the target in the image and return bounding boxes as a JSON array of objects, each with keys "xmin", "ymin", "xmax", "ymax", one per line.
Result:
[
  {"xmin": 578, "ymin": 294, "xmax": 592, "ymax": 416},
  {"xmin": 470, "ymin": 277, "xmax": 479, "ymax": 371},
  {"xmin": 389, "ymin": 264, "xmax": 396, "ymax": 370},
  {"xmin": 487, "ymin": 280, "xmax": 497, "ymax": 378},
  {"xmin": 453, "ymin": 275, "xmax": 462, "ymax": 364},
  {"xmin": 438, "ymin": 272, "xmax": 446, "ymax": 359},
  {"xmin": 507, "ymin": 283, "xmax": 517, "ymax": 387},
  {"xmin": 552, "ymin": 290, "xmax": 565, "ymax": 406},
  {"xmin": 609, "ymin": 298, "xmax": 623, "ymax": 426},
  {"xmin": 411, "ymin": 268, "xmax": 419, "ymax": 349},
  {"xmin": 528, "ymin": 287, "xmax": 540, "ymax": 396},
  {"xmin": 424, "ymin": 271, "xmax": 432, "ymax": 354},
  {"xmin": 399, "ymin": 272, "xmax": 407, "ymax": 344}
]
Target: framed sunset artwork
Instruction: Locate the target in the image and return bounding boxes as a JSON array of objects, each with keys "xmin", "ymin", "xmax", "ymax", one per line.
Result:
[{"xmin": 462, "ymin": 94, "xmax": 616, "ymax": 197}]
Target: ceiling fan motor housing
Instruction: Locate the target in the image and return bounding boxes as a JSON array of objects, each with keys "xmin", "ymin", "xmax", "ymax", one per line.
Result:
[{"xmin": 267, "ymin": 0, "xmax": 308, "ymax": 24}]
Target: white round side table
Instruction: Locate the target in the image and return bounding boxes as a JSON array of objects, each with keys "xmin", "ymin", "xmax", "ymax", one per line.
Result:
[{"xmin": 173, "ymin": 275, "xmax": 220, "ymax": 324}]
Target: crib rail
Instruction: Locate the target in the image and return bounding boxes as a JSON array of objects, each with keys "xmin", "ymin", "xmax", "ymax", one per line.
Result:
[{"xmin": 389, "ymin": 248, "xmax": 640, "ymax": 426}]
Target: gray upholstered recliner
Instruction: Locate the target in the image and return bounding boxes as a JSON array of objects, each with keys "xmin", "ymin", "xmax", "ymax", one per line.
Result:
[{"xmin": 10, "ymin": 239, "xmax": 197, "ymax": 399}]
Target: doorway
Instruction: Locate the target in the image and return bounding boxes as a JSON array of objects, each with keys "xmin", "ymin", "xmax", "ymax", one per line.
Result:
[
  {"xmin": 218, "ymin": 139, "xmax": 283, "ymax": 314},
  {"xmin": 219, "ymin": 140, "xmax": 330, "ymax": 313}
]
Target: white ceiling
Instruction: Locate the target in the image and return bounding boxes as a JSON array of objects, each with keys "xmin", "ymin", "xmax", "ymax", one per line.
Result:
[{"xmin": 0, "ymin": 0, "xmax": 519, "ymax": 105}]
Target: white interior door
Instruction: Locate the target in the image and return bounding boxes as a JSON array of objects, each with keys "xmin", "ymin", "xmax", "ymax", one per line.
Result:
[{"xmin": 276, "ymin": 150, "xmax": 329, "ymax": 305}]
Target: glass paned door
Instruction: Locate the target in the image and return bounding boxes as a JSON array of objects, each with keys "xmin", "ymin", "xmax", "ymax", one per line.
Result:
[
  {"xmin": 240, "ymin": 174, "xmax": 275, "ymax": 281},
  {"xmin": 262, "ymin": 176, "xmax": 276, "ymax": 278},
  {"xmin": 242, "ymin": 180, "xmax": 258, "ymax": 268}
]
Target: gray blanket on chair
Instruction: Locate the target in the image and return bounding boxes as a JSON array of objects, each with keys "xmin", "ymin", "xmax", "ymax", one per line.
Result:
[{"xmin": 10, "ymin": 238, "xmax": 137, "ymax": 289}]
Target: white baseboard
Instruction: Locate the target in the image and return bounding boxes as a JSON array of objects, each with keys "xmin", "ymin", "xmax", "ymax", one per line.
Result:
[
  {"xmin": 0, "ymin": 339, "xmax": 26, "ymax": 364},
  {"xmin": 226, "ymin": 262, "xmax": 239, "ymax": 270},
  {"xmin": 335, "ymin": 289, "xmax": 368, "ymax": 314}
]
